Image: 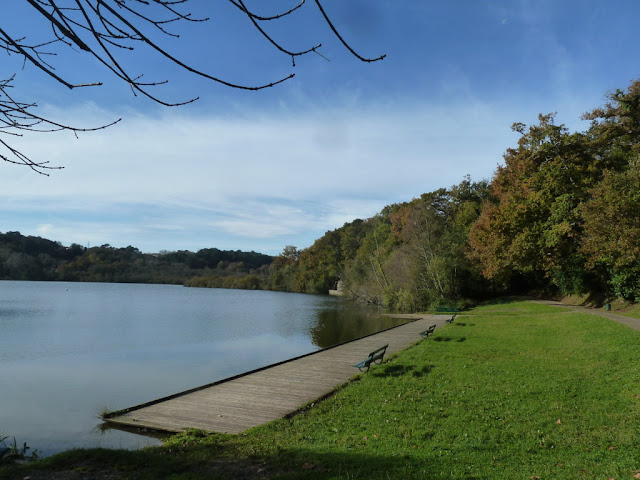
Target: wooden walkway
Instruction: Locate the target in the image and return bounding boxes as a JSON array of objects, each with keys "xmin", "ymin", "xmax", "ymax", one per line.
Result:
[{"xmin": 104, "ymin": 314, "xmax": 450, "ymax": 434}]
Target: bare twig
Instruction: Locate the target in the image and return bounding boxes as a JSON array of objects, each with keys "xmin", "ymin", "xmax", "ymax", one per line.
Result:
[{"xmin": 0, "ymin": 0, "xmax": 385, "ymax": 173}]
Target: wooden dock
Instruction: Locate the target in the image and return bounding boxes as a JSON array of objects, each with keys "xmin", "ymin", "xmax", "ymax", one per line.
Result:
[{"xmin": 104, "ymin": 315, "xmax": 449, "ymax": 434}]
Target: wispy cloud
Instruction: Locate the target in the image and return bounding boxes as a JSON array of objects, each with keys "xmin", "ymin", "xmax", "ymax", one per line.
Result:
[{"xmin": 1, "ymin": 96, "xmax": 574, "ymax": 253}]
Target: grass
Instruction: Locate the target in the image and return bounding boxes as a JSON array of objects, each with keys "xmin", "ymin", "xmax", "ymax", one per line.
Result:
[
  {"xmin": 618, "ymin": 303, "xmax": 640, "ymax": 320},
  {"xmin": 4, "ymin": 300, "xmax": 640, "ymax": 479},
  {"xmin": 560, "ymin": 294, "xmax": 640, "ymax": 321}
]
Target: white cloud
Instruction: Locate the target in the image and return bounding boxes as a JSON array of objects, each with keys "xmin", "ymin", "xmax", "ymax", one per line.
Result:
[
  {"xmin": 0, "ymin": 95, "xmax": 582, "ymax": 253},
  {"xmin": 35, "ymin": 224, "xmax": 54, "ymax": 236},
  {"xmin": 3, "ymin": 101, "xmax": 515, "ymax": 198}
]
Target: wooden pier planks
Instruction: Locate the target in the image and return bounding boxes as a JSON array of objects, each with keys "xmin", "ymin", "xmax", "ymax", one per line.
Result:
[{"xmin": 105, "ymin": 315, "xmax": 448, "ymax": 434}]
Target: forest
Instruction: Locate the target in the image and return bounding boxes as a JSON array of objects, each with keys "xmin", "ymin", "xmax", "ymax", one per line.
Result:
[
  {"xmin": 3, "ymin": 79, "xmax": 640, "ymax": 311},
  {"xmin": 262, "ymin": 79, "xmax": 640, "ymax": 310},
  {"xmin": 0, "ymin": 232, "xmax": 272, "ymax": 286}
]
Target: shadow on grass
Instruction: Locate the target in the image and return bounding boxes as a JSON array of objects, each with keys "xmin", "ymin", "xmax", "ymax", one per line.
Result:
[
  {"xmin": 371, "ymin": 364, "xmax": 435, "ymax": 378},
  {"xmin": 3, "ymin": 444, "xmax": 455, "ymax": 480},
  {"xmin": 246, "ymin": 448, "xmax": 451, "ymax": 480},
  {"xmin": 581, "ymin": 291, "xmax": 607, "ymax": 307},
  {"xmin": 453, "ymin": 322, "xmax": 475, "ymax": 327},
  {"xmin": 433, "ymin": 337, "xmax": 467, "ymax": 343}
]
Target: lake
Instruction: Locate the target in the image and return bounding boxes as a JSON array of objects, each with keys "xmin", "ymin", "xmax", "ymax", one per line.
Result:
[{"xmin": 0, "ymin": 281, "xmax": 403, "ymax": 456}]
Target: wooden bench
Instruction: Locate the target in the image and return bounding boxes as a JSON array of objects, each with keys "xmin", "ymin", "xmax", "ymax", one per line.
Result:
[
  {"xmin": 420, "ymin": 324, "xmax": 437, "ymax": 338},
  {"xmin": 353, "ymin": 344, "xmax": 388, "ymax": 372},
  {"xmin": 435, "ymin": 306, "xmax": 461, "ymax": 313},
  {"xmin": 445, "ymin": 314, "xmax": 457, "ymax": 324}
]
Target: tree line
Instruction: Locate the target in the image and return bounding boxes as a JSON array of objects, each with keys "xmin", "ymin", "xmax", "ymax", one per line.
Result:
[
  {"xmin": 0, "ymin": 232, "xmax": 272, "ymax": 285},
  {"xmin": 4, "ymin": 79, "xmax": 640, "ymax": 310},
  {"xmin": 264, "ymin": 79, "xmax": 640, "ymax": 309}
]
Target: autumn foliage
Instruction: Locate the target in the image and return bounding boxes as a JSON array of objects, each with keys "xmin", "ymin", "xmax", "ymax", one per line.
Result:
[
  {"xmin": 271, "ymin": 79, "xmax": 640, "ymax": 308},
  {"xmin": 5, "ymin": 80, "xmax": 640, "ymax": 309},
  {"xmin": 469, "ymin": 79, "xmax": 640, "ymax": 301}
]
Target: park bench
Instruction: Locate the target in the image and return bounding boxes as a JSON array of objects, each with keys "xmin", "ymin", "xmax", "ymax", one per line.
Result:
[
  {"xmin": 352, "ymin": 344, "xmax": 389, "ymax": 372},
  {"xmin": 435, "ymin": 306, "xmax": 461, "ymax": 313},
  {"xmin": 445, "ymin": 314, "xmax": 457, "ymax": 324},
  {"xmin": 420, "ymin": 324, "xmax": 437, "ymax": 338}
]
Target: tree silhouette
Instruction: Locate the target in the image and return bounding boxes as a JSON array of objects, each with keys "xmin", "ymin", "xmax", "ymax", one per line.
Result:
[{"xmin": 1, "ymin": 0, "xmax": 385, "ymax": 174}]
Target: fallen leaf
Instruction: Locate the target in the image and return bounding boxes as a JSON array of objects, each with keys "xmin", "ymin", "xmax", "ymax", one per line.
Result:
[
  {"xmin": 609, "ymin": 446, "xmax": 617, "ymax": 451},
  {"xmin": 530, "ymin": 476, "xmax": 541, "ymax": 479},
  {"xmin": 362, "ymin": 436, "xmax": 368, "ymax": 441},
  {"xmin": 634, "ymin": 472, "xmax": 640, "ymax": 479},
  {"xmin": 556, "ymin": 419, "xmax": 562, "ymax": 424}
]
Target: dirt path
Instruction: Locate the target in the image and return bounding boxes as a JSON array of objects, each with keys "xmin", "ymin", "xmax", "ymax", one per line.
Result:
[{"xmin": 535, "ymin": 299, "xmax": 640, "ymax": 332}]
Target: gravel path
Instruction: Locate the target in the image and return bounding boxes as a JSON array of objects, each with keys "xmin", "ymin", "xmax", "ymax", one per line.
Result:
[{"xmin": 535, "ymin": 299, "xmax": 640, "ymax": 331}]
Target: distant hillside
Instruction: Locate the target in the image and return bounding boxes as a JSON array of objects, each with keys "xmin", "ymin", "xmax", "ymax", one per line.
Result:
[{"xmin": 0, "ymin": 231, "xmax": 273, "ymax": 285}]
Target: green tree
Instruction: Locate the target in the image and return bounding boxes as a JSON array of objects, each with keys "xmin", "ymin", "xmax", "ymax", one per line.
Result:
[
  {"xmin": 384, "ymin": 179, "xmax": 488, "ymax": 310},
  {"xmin": 581, "ymin": 160, "xmax": 640, "ymax": 300},
  {"xmin": 268, "ymin": 245, "xmax": 300, "ymax": 292},
  {"xmin": 577, "ymin": 80, "xmax": 640, "ymax": 299},
  {"xmin": 469, "ymin": 113, "xmax": 615, "ymax": 295},
  {"xmin": 296, "ymin": 230, "xmax": 344, "ymax": 294}
]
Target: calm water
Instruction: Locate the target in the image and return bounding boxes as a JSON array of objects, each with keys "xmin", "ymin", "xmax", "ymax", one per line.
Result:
[{"xmin": 0, "ymin": 281, "xmax": 402, "ymax": 456}]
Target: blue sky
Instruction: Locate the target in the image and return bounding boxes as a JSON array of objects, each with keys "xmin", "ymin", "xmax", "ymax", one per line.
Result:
[{"xmin": 3, "ymin": 0, "xmax": 640, "ymax": 255}]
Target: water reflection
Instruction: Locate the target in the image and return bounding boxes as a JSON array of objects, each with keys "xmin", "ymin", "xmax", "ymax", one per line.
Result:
[
  {"xmin": 311, "ymin": 307, "xmax": 405, "ymax": 348},
  {"xmin": 95, "ymin": 422, "xmax": 169, "ymax": 442},
  {"xmin": 0, "ymin": 281, "xmax": 405, "ymax": 456}
]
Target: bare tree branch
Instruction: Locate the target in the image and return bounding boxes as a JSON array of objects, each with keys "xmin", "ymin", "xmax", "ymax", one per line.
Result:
[
  {"xmin": 1, "ymin": 0, "xmax": 385, "ymax": 174},
  {"xmin": 0, "ymin": 75, "xmax": 120, "ymax": 174},
  {"xmin": 313, "ymin": 0, "xmax": 386, "ymax": 63}
]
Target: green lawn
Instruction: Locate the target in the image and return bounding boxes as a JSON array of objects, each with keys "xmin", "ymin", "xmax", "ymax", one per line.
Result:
[
  {"xmin": 5, "ymin": 300, "xmax": 640, "ymax": 479},
  {"xmin": 619, "ymin": 303, "xmax": 640, "ymax": 321}
]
